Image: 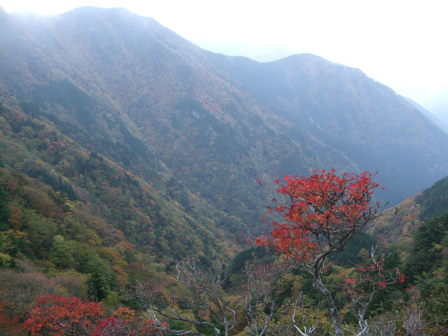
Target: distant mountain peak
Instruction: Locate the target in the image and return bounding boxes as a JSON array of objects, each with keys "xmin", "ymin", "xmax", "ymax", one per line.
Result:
[
  {"xmin": 272, "ymin": 53, "xmax": 363, "ymax": 75},
  {"xmin": 286, "ymin": 53, "xmax": 324, "ymax": 61},
  {"xmin": 64, "ymin": 6, "xmax": 131, "ymax": 14},
  {"xmin": 58, "ymin": 6, "xmax": 163, "ymax": 34},
  {"xmin": 60, "ymin": 6, "xmax": 136, "ymax": 21},
  {"xmin": 271, "ymin": 53, "xmax": 326, "ymax": 64}
]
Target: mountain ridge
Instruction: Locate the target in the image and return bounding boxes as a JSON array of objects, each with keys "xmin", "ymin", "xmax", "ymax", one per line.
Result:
[{"xmin": 1, "ymin": 6, "xmax": 448, "ymax": 243}]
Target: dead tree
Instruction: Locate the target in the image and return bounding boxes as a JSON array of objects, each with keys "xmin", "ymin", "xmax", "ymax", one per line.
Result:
[
  {"xmin": 244, "ymin": 261, "xmax": 293, "ymax": 336},
  {"xmin": 402, "ymin": 308, "xmax": 424, "ymax": 336},
  {"xmin": 132, "ymin": 258, "xmax": 235, "ymax": 336},
  {"xmin": 291, "ymin": 296, "xmax": 320, "ymax": 336},
  {"xmin": 366, "ymin": 314, "xmax": 397, "ymax": 336},
  {"xmin": 344, "ymin": 247, "xmax": 404, "ymax": 336}
]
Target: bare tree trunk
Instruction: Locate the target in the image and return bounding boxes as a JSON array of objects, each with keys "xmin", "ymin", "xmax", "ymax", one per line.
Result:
[{"xmin": 313, "ymin": 278, "xmax": 344, "ymax": 336}]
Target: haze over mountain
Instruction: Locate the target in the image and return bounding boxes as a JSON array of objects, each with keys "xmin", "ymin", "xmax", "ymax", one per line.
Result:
[
  {"xmin": 424, "ymin": 92, "xmax": 448, "ymax": 127},
  {"xmin": 403, "ymin": 96, "xmax": 448, "ymax": 134},
  {"xmin": 193, "ymin": 40, "xmax": 299, "ymax": 63},
  {"xmin": 1, "ymin": 6, "xmax": 448, "ymax": 247}
]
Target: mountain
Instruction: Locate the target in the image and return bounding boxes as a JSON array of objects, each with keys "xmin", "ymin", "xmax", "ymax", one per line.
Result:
[
  {"xmin": 1, "ymin": 6, "xmax": 448, "ymax": 251},
  {"xmin": 206, "ymin": 53, "xmax": 448, "ymax": 202},
  {"xmin": 0, "ymin": 96, "xmax": 237, "ymax": 297}
]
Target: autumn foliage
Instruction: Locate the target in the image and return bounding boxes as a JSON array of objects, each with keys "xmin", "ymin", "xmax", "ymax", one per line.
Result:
[
  {"xmin": 256, "ymin": 170, "xmax": 385, "ymax": 336},
  {"xmin": 23, "ymin": 295, "xmax": 105, "ymax": 335},
  {"xmin": 257, "ymin": 169, "xmax": 381, "ymax": 260},
  {"xmin": 23, "ymin": 295, "xmax": 168, "ymax": 336}
]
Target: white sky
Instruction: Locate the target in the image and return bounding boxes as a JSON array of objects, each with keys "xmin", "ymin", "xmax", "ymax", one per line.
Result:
[{"xmin": 2, "ymin": 0, "xmax": 448, "ymax": 107}]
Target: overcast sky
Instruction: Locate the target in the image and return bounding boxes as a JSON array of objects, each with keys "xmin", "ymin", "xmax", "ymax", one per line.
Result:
[{"xmin": 2, "ymin": 0, "xmax": 448, "ymax": 108}]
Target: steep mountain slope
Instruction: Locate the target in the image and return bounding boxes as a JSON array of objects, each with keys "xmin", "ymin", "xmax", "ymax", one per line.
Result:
[
  {"xmin": 0, "ymin": 96, "xmax": 232, "ymax": 258},
  {"xmin": 208, "ymin": 53, "xmax": 448, "ymax": 202},
  {"xmin": 371, "ymin": 175, "xmax": 448, "ymax": 250},
  {"xmin": 0, "ymin": 95, "xmax": 243, "ymax": 316},
  {"xmin": 1, "ymin": 6, "xmax": 448, "ymax": 240}
]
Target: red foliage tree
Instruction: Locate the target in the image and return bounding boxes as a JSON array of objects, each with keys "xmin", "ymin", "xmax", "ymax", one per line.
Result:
[
  {"xmin": 257, "ymin": 169, "xmax": 380, "ymax": 261},
  {"xmin": 24, "ymin": 296, "xmax": 168, "ymax": 336},
  {"xmin": 257, "ymin": 169, "xmax": 383, "ymax": 336},
  {"xmin": 23, "ymin": 295, "xmax": 105, "ymax": 336}
]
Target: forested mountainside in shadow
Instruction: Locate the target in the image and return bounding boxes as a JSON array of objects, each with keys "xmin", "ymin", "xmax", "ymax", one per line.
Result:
[
  {"xmin": 1, "ymin": 7, "xmax": 448, "ymax": 235},
  {"xmin": 207, "ymin": 53, "xmax": 448, "ymax": 202}
]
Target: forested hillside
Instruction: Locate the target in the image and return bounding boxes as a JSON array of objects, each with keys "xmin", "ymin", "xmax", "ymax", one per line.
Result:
[
  {"xmin": 370, "ymin": 176, "xmax": 448, "ymax": 331},
  {"xmin": 1, "ymin": 7, "xmax": 448, "ymax": 232},
  {"xmin": 0, "ymin": 96, "xmax": 237, "ymax": 293}
]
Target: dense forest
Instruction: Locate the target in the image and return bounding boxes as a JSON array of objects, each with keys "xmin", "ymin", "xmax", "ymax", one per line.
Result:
[
  {"xmin": 1, "ymin": 6, "xmax": 448, "ymax": 335},
  {"xmin": 1, "ymin": 136, "xmax": 448, "ymax": 334}
]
